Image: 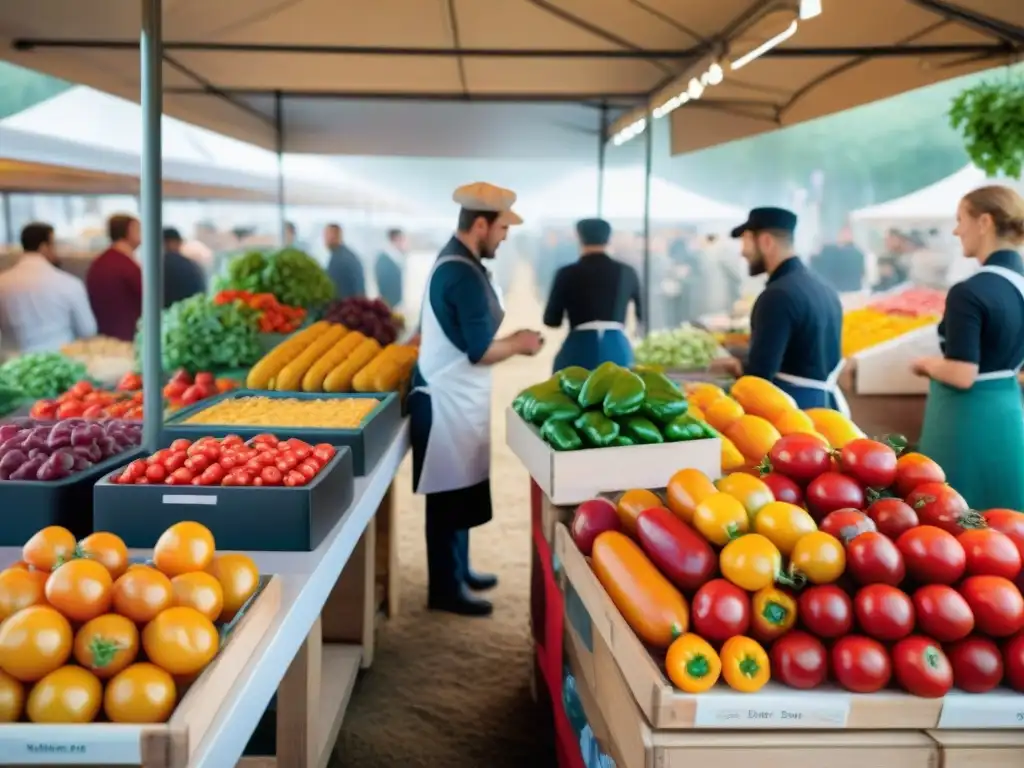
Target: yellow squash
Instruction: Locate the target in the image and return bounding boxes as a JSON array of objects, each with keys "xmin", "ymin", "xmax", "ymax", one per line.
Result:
[
  {"xmin": 323, "ymin": 338, "xmax": 383, "ymax": 393},
  {"xmin": 725, "ymin": 415, "xmax": 781, "ymax": 465},
  {"xmin": 301, "ymin": 331, "xmax": 367, "ymax": 392},
  {"xmin": 730, "ymin": 376, "xmax": 796, "ymax": 421},
  {"xmin": 245, "ymin": 321, "xmax": 331, "ymax": 390},
  {"xmin": 804, "ymin": 408, "xmax": 864, "ymax": 449},
  {"xmin": 274, "ymin": 324, "xmax": 348, "ymax": 391}
]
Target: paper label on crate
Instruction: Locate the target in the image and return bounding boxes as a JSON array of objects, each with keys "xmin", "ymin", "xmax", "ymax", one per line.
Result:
[
  {"xmin": 693, "ymin": 692, "xmax": 851, "ymax": 728},
  {"xmin": 0, "ymin": 730, "xmax": 141, "ymax": 764},
  {"xmin": 162, "ymin": 493, "xmax": 218, "ymax": 505},
  {"xmin": 938, "ymin": 690, "xmax": 1024, "ymax": 729}
]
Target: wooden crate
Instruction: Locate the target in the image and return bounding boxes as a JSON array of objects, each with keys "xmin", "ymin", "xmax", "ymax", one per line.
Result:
[
  {"xmin": 0, "ymin": 575, "xmax": 282, "ymax": 767},
  {"xmin": 928, "ymin": 730, "xmax": 1024, "ymax": 768}
]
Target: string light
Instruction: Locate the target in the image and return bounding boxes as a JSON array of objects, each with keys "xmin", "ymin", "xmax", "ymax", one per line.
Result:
[{"xmin": 611, "ymin": 117, "xmax": 647, "ymax": 146}]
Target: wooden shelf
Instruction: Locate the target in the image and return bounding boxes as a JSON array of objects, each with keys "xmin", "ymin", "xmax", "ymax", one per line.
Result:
[{"xmin": 317, "ymin": 645, "xmax": 363, "ymax": 768}]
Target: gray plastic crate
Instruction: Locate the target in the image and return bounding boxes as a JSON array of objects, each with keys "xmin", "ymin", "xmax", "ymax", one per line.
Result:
[{"xmin": 161, "ymin": 390, "xmax": 400, "ymax": 475}]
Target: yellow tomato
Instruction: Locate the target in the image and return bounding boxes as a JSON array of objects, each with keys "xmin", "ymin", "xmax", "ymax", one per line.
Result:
[
  {"xmin": 73, "ymin": 614, "xmax": 139, "ymax": 679},
  {"xmin": 0, "ymin": 669, "xmax": 24, "ymax": 722},
  {"xmin": 26, "ymin": 665, "xmax": 102, "ymax": 723},
  {"xmin": 615, "ymin": 488, "xmax": 664, "ymax": 535},
  {"xmin": 205, "ymin": 554, "xmax": 260, "ymax": 621},
  {"xmin": 665, "ymin": 633, "xmax": 721, "ymax": 693},
  {"xmin": 720, "ymin": 636, "xmax": 771, "ymax": 693},
  {"xmin": 171, "ymin": 572, "xmax": 225, "ymax": 622},
  {"xmin": 715, "ymin": 472, "xmax": 774, "ymax": 517},
  {"xmin": 665, "ymin": 468, "xmax": 717, "ymax": 524},
  {"xmin": 772, "ymin": 408, "xmax": 817, "ymax": 436},
  {"xmin": 720, "ymin": 534, "xmax": 782, "ymax": 592},
  {"xmin": 104, "ymin": 663, "xmax": 177, "ymax": 724},
  {"xmin": 142, "ymin": 607, "xmax": 219, "ymax": 676},
  {"xmin": 704, "ymin": 397, "xmax": 745, "ymax": 433},
  {"xmin": 686, "ymin": 382, "xmax": 726, "ymax": 410},
  {"xmin": 0, "ymin": 567, "xmax": 47, "ymax": 621},
  {"xmin": 692, "ymin": 493, "xmax": 749, "ymax": 546},
  {"xmin": 153, "ymin": 522, "xmax": 216, "ymax": 577},
  {"xmin": 0, "ymin": 605, "xmax": 73, "ymax": 682},
  {"xmin": 753, "ymin": 501, "xmax": 818, "ymax": 557},
  {"xmin": 79, "ymin": 532, "xmax": 129, "ymax": 580},
  {"xmin": 789, "ymin": 531, "xmax": 846, "ymax": 585}
]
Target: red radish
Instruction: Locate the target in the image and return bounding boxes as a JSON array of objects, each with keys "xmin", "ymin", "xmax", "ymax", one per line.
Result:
[
  {"xmin": 570, "ymin": 498, "xmax": 620, "ymax": 556},
  {"xmin": 760, "ymin": 472, "xmax": 804, "ymax": 506}
]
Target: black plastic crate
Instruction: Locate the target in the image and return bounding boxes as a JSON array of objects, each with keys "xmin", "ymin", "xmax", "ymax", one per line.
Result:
[
  {"xmin": 161, "ymin": 390, "xmax": 401, "ymax": 475},
  {"xmin": 93, "ymin": 446, "xmax": 355, "ymax": 551},
  {"xmin": 0, "ymin": 448, "xmax": 145, "ymax": 545}
]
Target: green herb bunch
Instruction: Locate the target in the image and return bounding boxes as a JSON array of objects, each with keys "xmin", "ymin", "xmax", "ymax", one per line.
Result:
[
  {"xmin": 949, "ymin": 72, "xmax": 1024, "ymax": 178},
  {"xmin": 217, "ymin": 248, "xmax": 336, "ymax": 309}
]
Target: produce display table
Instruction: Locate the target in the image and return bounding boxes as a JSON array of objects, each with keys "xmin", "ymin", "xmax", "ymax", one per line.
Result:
[{"xmin": 0, "ymin": 423, "xmax": 409, "ymax": 768}]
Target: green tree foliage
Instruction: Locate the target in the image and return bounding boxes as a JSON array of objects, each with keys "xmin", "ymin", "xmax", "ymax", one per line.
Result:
[{"xmin": 0, "ymin": 62, "xmax": 70, "ymax": 119}]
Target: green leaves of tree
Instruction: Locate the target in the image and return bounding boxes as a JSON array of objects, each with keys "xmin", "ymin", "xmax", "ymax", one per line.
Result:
[{"xmin": 949, "ymin": 74, "xmax": 1024, "ymax": 179}]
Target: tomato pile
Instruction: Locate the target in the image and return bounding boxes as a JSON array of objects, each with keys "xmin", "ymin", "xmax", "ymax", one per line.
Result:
[
  {"xmin": 158, "ymin": 369, "xmax": 238, "ymax": 410},
  {"xmin": 571, "ymin": 434, "xmax": 1024, "ymax": 698},
  {"xmin": 0, "ymin": 522, "xmax": 261, "ymax": 723},
  {"xmin": 213, "ymin": 290, "xmax": 307, "ymax": 334},
  {"xmin": 114, "ymin": 434, "xmax": 337, "ymax": 487}
]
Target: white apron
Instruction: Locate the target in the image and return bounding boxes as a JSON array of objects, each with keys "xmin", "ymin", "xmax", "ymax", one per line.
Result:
[
  {"xmin": 775, "ymin": 360, "xmax": 851, "ymax": 419},
  {"xmin": 574, "ymin": 320, "xmax": 626, "ymax": 338},
  {"xmin": 413, "ymin": 255, "xmax": 505, "ymax": 495}
]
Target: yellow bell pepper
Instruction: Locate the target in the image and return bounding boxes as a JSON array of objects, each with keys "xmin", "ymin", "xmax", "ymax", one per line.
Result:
[
  {"xmin": 751, "ymin": 586, "xmax": 797, "ymax": 642},
  {"xmin": 665, "ymin": 633, "xmax": 721, "ymax": 693},
  {"xmin": 721, "ymin": 636, "xmax": 771, "ymax": 693}
]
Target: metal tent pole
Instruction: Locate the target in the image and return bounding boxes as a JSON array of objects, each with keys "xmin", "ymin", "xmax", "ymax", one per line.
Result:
[
  {"xmin": 140, "ymin": 0, "xmax": 164, "ymax": 451},
  {"xmin": 642, "ymin": 111, "xmax": 652, "ymax": 338},
  {"xmin": 597, "ymin": 102, "xmax": 608, "ymax": 216},
  {"xmin": 274, "ymin": 90, "xmax": 286, "ymax": 245},
  {"xmin": 1, "ymin": 193, "xmax": 12, "ymax": 245}
]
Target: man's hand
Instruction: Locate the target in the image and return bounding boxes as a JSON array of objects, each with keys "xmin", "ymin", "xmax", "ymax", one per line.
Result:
[
  {"xmin": 513, "ymin": 330, "xmax": 544, "ymax": 356},
  {"xmin": 709, "ymin": 356, "xmax": 743, "ymax": 377}
]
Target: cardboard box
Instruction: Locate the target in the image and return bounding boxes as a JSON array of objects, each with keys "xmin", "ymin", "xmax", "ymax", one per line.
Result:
[
  {"xmin": 851, "ymin": 324, "xmax": 939, "ymax": 395},
  {"xmin": 506, "ymin": 407, "xmax": 720, "ymax": 506}
]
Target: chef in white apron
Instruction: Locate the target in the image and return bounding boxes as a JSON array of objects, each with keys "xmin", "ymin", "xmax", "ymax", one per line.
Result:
[
  {"xmin": 543, "ymin": 218, "xmax": 642, "ymax": 372},
  {"xmin": 711, "ymin": 208, "xmax": 847, "ymax": 414},
  {"xmin": 409, "ymin": 182, "xmax": 544, "ymax": 617}
]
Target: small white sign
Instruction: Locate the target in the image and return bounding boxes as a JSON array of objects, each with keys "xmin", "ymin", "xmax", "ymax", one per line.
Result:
[
  {"xmin": 162, "ymin": 494, "xmax": 218, "ymax": 505},
  {"xmin": 938, "ymin": 690, "xmax": 1024, "ymax": 729},
  {"xmin": 0, "ymin": 731, "xmax": 140, "ymax": 764},
  {"xmin": 694, "ymin": 691, "xmax": 851, "ymax": 728}
]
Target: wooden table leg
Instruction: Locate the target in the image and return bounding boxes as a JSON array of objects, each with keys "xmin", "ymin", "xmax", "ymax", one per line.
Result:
[
  {"xmin": 375, "ymin": 484, "xmax": 400, "ymax": 619},
  {"xmin": 275, "ymin": 617, "xmax": 322, "ymax": 768}
]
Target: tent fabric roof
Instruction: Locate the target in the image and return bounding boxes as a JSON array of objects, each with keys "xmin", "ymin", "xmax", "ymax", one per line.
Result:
[
  {"xmin": 0, "ymin": 0, "xmax": 1020, "ymax": 157},
  {"xmin": 851, "ymin": 165, "xmax": 1024, "ymax": 222}
]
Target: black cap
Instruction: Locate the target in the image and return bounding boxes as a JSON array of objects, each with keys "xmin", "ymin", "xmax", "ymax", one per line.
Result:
[
  {"xmin": 730, "ymin": 207, "xmax": 798, "ymax": 238},
  {"xmin": 163, "ymin": 227, "xmax": 183, "ymax": 241},
  {"xmin": 576, "ymin": 218, "xmax": 612, "ymax": 247}
]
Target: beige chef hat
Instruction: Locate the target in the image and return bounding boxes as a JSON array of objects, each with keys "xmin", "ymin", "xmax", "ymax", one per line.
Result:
[{"xmin": 452, "ymin": 181, "xmax": 523, "ymax": 225}]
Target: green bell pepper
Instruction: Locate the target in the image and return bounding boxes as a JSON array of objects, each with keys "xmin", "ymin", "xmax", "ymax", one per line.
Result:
[
  {"xmin": 574, "ymin": 410, "xmax": 621, "ymax": 447},
  {"xmin": 616, "ymin": 415, "xmax": 664, "ymax": 444},
  {"xmin": 557, "ymin": 366, "xmax": 590, "ymax": 400},
  {"xmin": 638, "ymin": 370, "xmax": 689, "ymax": 423},
  {"xmin": 541, "ymin": 419, "xmax": 583, "ymax": 451},
  {"xmin": 577, "ymin": 362, "xmax": 621, "ymax": 408},
  {"xmin": 516, "ymin": 376, "xmax": 562, "ymax": 420},
  {"xmin": 664, "ymin": 414, "xmax": 719, "ymax": 442},
  {"xmin": 603, "ymin": 369, "xmax": 646, "ymax": 417},
  {"xmin": 528, "ymin": 392, "xmax": 582, "ymax": 426},
  {"xmin": 611, "ymin": 435, "xmax": 636, "ymax": 447}
]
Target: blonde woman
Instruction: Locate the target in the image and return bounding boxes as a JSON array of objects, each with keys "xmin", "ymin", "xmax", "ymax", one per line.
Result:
[{"xmin": 912, "ymin": 185, "xmax": 1024, "ymax": 511}]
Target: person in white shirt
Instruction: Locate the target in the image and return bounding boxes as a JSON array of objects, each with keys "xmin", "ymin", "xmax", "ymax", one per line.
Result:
[{"xmin": 0, "ymin": 222, "xmax": 97, "ymax": 354}]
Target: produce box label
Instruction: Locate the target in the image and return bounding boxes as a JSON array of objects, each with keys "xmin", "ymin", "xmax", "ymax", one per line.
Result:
[
  {"xmin": 693, "ymin": 689, "xmax": 851, "ymax": 728},
  {"xmin": 0, "ymin": 733, "xmax": 140, "ymax": 764},
  {"xmin": 162, "ymin": 493, "xmax": 219, "ymax": 505},
  {"xmin": 937, "ymin": 691, "xmax": 1024, "ymax": 729}
]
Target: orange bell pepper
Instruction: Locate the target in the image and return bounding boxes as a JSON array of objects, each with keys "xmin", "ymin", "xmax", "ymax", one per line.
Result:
[
  {"xmin": 721, "ymin": 636, "xmax": 771, "ymax": 693},
  {"xmin": 750, "ymin": 586, "xmax": 797, "ymax": 642},
  {"xmin": 665, "ymin": 633, "xmax": 721, "ymax": 693}
]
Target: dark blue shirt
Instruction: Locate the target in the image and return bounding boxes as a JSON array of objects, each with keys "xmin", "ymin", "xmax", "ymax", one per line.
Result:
[
  {"xmin": 543, "ymin": 253, "xmax": 643, "ymax": 328},
  {"xmin": 939, "ymin": 249, "xmax": 1024, "ymax": 373},
  {"xmin": 163, "ymin": 250, "xmax": 207, "ymax": 308},
  {"xmin": 746, "ymin": 258, "xmax": 842, "ymax": 381},
  {"xmin": 327, "ymin": 245, "xmax": 366, "ymax": 300},
  {"xmin": 374, "ymin": 251, "xmax": 403, "ymax": 309}
]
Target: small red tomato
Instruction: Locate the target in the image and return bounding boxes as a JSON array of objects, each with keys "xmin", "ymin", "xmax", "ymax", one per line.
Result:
[
  {"xmin": 959, "ymin": 576, "xmax": 1024, "ymax": 637},
  {"xmin": 291, "ymin": 445, "xmax": 312, "ymax": 461},
  {"xmin": 145, "ymin": 464, "xmax": 167, "ymax": 483},
  {"xmin": 905, "ymin": 482, "xmax": 980, "ymax": 535},
  {"xmin": 313, "ymin": 444, "xmax": 336, "ymax": 463},
  {"xmin": 865, "ymin": 498, "xmax": 919, "ymax": 540},
  {"xmin": 170, "ymin": 467, "xmax": 194, "ymax": 484},
  {"xmin": 913, "ymin": 584, "xmax": 975, "ymax": 642},
  {"xmin": 219, "ymin": 455, "xmax": 239, "ymax": 470},
  {"xmin": 819, "ymin": 508, "xmax": 876, "ymax": 543},
  {"xmin": 221, "ymin": 434, "xmax": 244, "ymax": 447},
  {"xmin": 982, "ymin": 510, "xmax": 1024, "ymax": 563},
  {"xmin": 893, "ymin": 452, "xmax": 946, "ymax": 497},
  {"xmin": 958, "ymin": 528, "xmax": 1022, "ymax": 581},
  {"xmin": 765, "ymin": 434, "xmax": 832, "ymax": 484},
  {"xmin": 148, "ymin": 449, "xmax": 171, "ymax": 466},
  {"xmin": 854, "ymin": 584, "xmax": 915, "ymax": 642},
  {"xmin": 184, "ymin": 454, "xmax": 211, "ymax": 474},
  {"xmin": 892, "ymin": 636, "xmax": 953, "ymax": 698},
  {"xmin": 946, "ymin": 635, "xmax": 1003, "ymax": 693},
  {"xmin": 770, "ymin": 631, "xmax": 828, "ymax": 690},
  {"xmin": 199, "ymin": 464, "xmax": 225, "ymax": 485},
  {"xmin": 169, "ymin": 439, "xmax": 191, "ymax": 452},
  {"xmin": 832, "ymin": 635, "xmax": 891, "ymax": 693},
  {"xmin": 805, "ymin": 472, "xmax": 866, "ymax": 521},
  {"xmin": 227, "ymin": 468, "xmax": 253, "ymax": 486},
  {"xmin": 163, "ymin": 451, "xmax": 188, "ymax": 473},
  {"xmin": 691, "ymin": 579, "xmax": 750, "ymax": 642},
  {"xmin": 846, "ymin": 531, "xmax": 905, "ymax": 586},
  {"xmin": 297, "ymin": 461, "xmax": 320, "ymax": 481},
  {"xmin": 260, "ymin": 466, "xmax": 283, "ymax": 486},
  {"xmin": 284, "ymin": 470, "xmax": 307, "ymax": 487},
  {"xmin": 759, "ymin": 472, "xmax": 804, "ymax": 506},
  {"xmin": 252, "ymin": 433, "xmax": 279, "ymax": 447},
  {"xmin": 838, "ymin": 438, "xmax": 898, "ymax": 489},
  {"xmin": 125, "ymin": 459, "xmax": 148, "ymax": 480},
  {"xmin": 798, "ymin": 585, "xmax": 853, "ymax": 639},
  {"xmin": 897, "ymin": 526, "xmax": 966, "ymax": 585},
  {"xmin": 1003, "ymin": 632, "xmax": 1024, "ymax": 692},
  {"xmin": 275, "ymin": 455, "xmax": 299, "ymax": 473}
]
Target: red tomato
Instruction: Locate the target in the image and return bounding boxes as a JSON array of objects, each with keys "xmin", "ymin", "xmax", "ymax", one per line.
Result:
[
  {"xmin": 690, "ymin": 579, "xmax": 750, "ymax": 642},
  {"xmin": 854, "ymin": 584, "xmax": 915, "ymax": 642},
  {"xmin": 1003, "ymin": 632, "xmax": 1024, "ymax": 692},
  {"xmin": 913, "ymin": 584, "xmax": 974, "ymax": 642},
  {"xmin": 167, "ymin": 467, "xmax": 194, "ymax": 485},
  {"xmin": 838, "ymin": 439, "xmax": 898, "ymax": 489},
  {"xmin": 846, "ymin": 531, "xmax": 905, "ymax": 586},
  {"xmin": 766, "ymin": 434, "xmax": 832, "ymax": 484},
  {"xmin": 805, "ymin": 472, "xmax": 865, "ymax": 521},
  {"xmin": 958, "ymin": 528, "xmax": 1022, "ymax": 580},
  {"xmin": 313, "ymin": 444, "xmax": 336, "ymax": 463},
  {"xmin": 982, "ymin": 510, "xmax": 1024, "ymax": 563},
  {"xmin": 894, "ymin": 452, "xmax": 946, "ymax": 497},
  {"xmin": 891, "ymin": 636, "xmax": 953, "ymax": 698},
  {"xmin": 905, "ymin": 483, "xmax": 982, "ymax": 535},
  {"xmin": 798, "ymin": 585, "xmax": 853, "ymax": 638},
  {"xmin": 769, "ymin": 631, "xmax": 828, "ymax": 690},
  {"xmin": 144, "ymin": 464, "xmax": 167, "ymax": 483},
  {"xmin": 759, "ymin": 472, "xmax": 803, "ymax": 506},
  {"xmin": 831, "ymin": 636, "xmax": 891, "ymax": 693},
  {"xmin": 896, "ymin": 526, "xmax": 966, "ymax": 585},
  {"xmin": 259, "ymin": 466, "xmax": 283, "ymax": 486},
  {"xmin": 819, "ymin": 508, "xmax": 876, "ymax": 543},
  {"xmin": 163, "ymin": 451, "xmax": 188, "ymax": 473},
  {"xmin": 169, "ymin": 439, "xmax": 191, "ymax": 453},
  {"xmin": 946, "ymin": 636, "xmax": 1003, "ymax": 693},
  {"xmin": 865, "ymin": 498, "xmax": 919, "ymax": 540},
  {"xmin": 958, "ymin": 576, "xmax": 1024, "ymax": 637}
]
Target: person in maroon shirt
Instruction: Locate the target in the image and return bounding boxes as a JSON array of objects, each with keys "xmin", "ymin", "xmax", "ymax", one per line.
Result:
[{"xmin": 86, "ymin": 214, "xmax": 143, "ymax": 341}]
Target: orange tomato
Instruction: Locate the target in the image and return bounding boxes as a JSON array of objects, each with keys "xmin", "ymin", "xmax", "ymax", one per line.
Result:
[
  {"xmin": 142, "ymin": 607, "xmax": 220, "ymax": 676},
  {"xmin": 111, "ymin": 567, "xmax": 173, "ymax": 624},
  {"xmin": 686, "ymin": 382, "xmax": 726, "ymax": 410},
  {"xmin": 692, "ymin": 492, "xmax": 750, "ymax": 546},
  {"xmin": 104, "ymin": 662, "xmax": 177, "ymax": 723},
  {"xmin": 704, "ymin": 397, "xmax": 745, "ymax": 433},
  {"xmin": 715, "ymin": 472, "xmax": 775, "ymax": 517},
  {"xmin": 665, "ymin": 469, "xmax": 717, "ymax": 525},
  {"xmin": 79, "ymin": 532, "xmax": 129, "ymax": 580},
  {"xmin": 0, "ymin": 567, "xmax": 47, "ymax": 621},
  {"xmin": 772, "ymin": 408, "xmax": 817, "ymax": 436},
  {"xmin": 615, "ymin": 489, "xmax": 664, "ymax": 535},
  {"xmin": 22, "ymin": 526, "xmax": 77, "ymax": 571},
  {"xmin": 0, "ymin": 669, "xmax": 24, "ymax": 722},
  {"xmin": 153, "ymin": 522, "xmax": 216, "ymax": 577},
  {"xmin": 0, "ymin": 605, "xmax": 73, "ymax": 682},
  {"xmin": 73, "ymin": 614, "xmax": 139, "ymax": 679},
  {"xmin": 725, "ymin": 415, "xmax": 782, "ymax": 464},
  {"xmin": 206, "ymin": 554, "xmax": 260, "ymax": 621},
  {"xmin": 45, "ymin": 558, "xmax": 113, "ymax": 623},
  {"xmin": 171, "ymin": 572, "xmax": 224, "ymax": 622},
  {"xmin": 26, "ymin": 665, "xmax": 102, "ymax": 723}
]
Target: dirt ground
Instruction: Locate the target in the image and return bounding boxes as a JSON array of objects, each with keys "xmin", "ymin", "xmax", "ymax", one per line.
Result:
[{"xmin": 334, "ymin": 260, "xmax": 566, "ymax": 768}]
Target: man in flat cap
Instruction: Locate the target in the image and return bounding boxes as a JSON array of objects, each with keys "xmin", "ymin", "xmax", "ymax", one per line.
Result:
[
  {"xmin": 543, "ymin": 217, "xmax": 642, "ymax": 371},
  {"xmin": 712, "ymin": 207, "xmax": 847, "ymax": 414},
  {"xmin": 409, "ymin": 182, "xmax": 544, "ymax": 617}
]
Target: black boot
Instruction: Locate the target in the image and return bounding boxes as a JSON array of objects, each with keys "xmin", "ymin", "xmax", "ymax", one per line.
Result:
[
  {"xmin": 428, "ymin": 584, "xmax": 493, "ymax": 616},
  {"xmin": 458, "ymin": 529, "xmax": 498, "ymax": 591}
]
